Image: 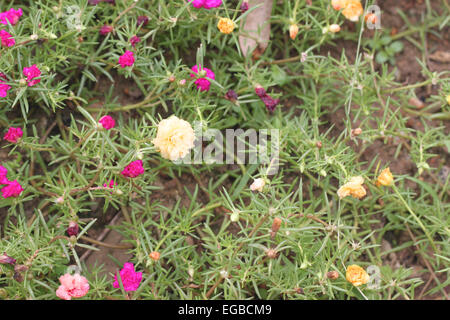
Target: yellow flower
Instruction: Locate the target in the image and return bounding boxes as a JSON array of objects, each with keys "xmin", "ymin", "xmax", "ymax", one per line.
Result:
[
  {"xmin": 446, "ymin": 94, "xmax": 450, "ymax": 105},
  {"xmin": 376, "ymin": 167, "xmax": 393, "ymax": 186},
  {"xmin": 337, "ymin": 176, "xmax": 366, "ymax": 199},
  {"xmin": 289, "ymin": 24, "xmax": 299, "ymax": 40},
  {"xmin": 331, "ymin": 0, "xmax": 347, "ymax": 10},
  {"xmin": 346, "ymin": 265, "xmax": 370, "ymax": 286},
  {"xmin": 217, "ymin": 17, "xmax": 235, "ymax": 34},
  {"xmin": 342, "ymin": 0, "xmax": 363, "ymax": 22},
  {"xmin": 152, "ymin": 115, "xmax": 195, "ymax": 161}
]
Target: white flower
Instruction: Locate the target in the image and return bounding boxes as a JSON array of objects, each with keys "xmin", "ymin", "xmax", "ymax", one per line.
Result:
[{"xmin": 152, "ymin": 115, "xmax": 195, "ymax": 161}]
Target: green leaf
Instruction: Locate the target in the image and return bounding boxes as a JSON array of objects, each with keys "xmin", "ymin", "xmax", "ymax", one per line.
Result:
[
  {"xmin": 389, "ymin": 41, "xmax": 404, "ymax": 53},
  {"xmin": 271, "ymin": 65, "xmax": 287, "ymax": 86},
  {"xmin": 376, "ymin": 51, "xmax": 389, "ymax": 64}
]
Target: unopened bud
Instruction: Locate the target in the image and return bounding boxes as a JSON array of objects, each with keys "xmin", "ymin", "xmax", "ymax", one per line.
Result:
[
  {"xmin": 179, "ymin": 79, "xmax": 186, "ymax": 86},
  {"xmin": 0, "ymin": 288, "xmax": 7, "ymax": 298},
  {"xmin": 329, "ymin": 24, "xmax": 341, "ymax": 33},
  {"xmin": 114, "ymin": 188, "xmax": 123, "ymax": 196},
  {"xmin": 67, "ymin": 221, "xmax": 79, "ymax": 237},
  {"xmin": 351, "ymin": 128, "xmax": 362, "ymax": 136},
  {"xmin": 0, "ymin": 252, "xmax": 16, "ymax": 265},
  {"xmin": 270, "ymin": 217, "xmax": 282, "ymax": 238},
  {"xmin": 30, "ymin": 34, "xmax": 38, "ymax": 40},
  {"xmin": 289, "ymin": 24, "xmax": 299, "ymax": 40},
  {"xmin": 316, "ymin": 141, "xmax": 322, "ymax": 148},
  {"xmin": 168, "ymin": 75, "xmax": 176, "ymax": 82},
  {"xmin": 230, "ymin": 211, "xmax": 240, "ymax": 222},
  {"xmin": 219, "ymin": 270, "xmax": 229, "ymax": 278},
  {"xmin": 266, "ymin": 248, "xmax": 278, "ymax": 259},
  {"xmin": 327, "ymin": 271, "xmax": 339, "ymax": 280}
]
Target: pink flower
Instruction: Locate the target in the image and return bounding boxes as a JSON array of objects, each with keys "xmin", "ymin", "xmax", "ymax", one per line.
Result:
[
  {"xmin": 23, "ymin": 65, "xmax": 41, "ymax": 87},
  {"xmin": 99, "ymin": 115, "xmax": 115, "ymax": 130},
  {"xmin": 56, "ymin": 273, "xmax": 89, "ymax": 300},
  {"xmin": 121, "ymin": 160, "xmax": 144, "ymax": 178},
  {"xmin": 191, "ymin": 0, "xmax": 222, "ymax": 9},
  {"xmin": 0, "ymin": 8, "xmax": 23, "ymax": 26},
  {"xmin": 0, "ymin": 30, "xmax": 15, "ymax": 47},
  {"xmin": 130, "ymin": 35, "xmax": 140, "ymax": 47},
  {"xmin": 118, "ymin": 50, "xmax": 135, "ymax": 68},
  {"xmin": 3, "ymin": 127, "xmax": 23, "ymax": 143},
  {"xmin": 1, "ymin": 180, "xmax": 23, "ymax": 198},
  {"xmin": 190, "ymin": 65, "xmax": 215, "ymax": 91},
  {"xmin": 0, "ymin": 166, "xmax": 9, "ymax": 184},
  {"xmin": 99, "ymin": 25, "xmax": 114, "ymax": 35},
  {"xmin": 113, "ymin": 262, "xmax": 142, "ymax": 292}
]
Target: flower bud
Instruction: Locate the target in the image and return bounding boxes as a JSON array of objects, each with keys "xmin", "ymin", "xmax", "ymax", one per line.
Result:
[
  {"xmin": 230, "ymin": 211, "xmax": 240, "ymax": 222},
  {"xmin": 266, "ymin": 248, "xmax": 278, "ymax": 259},
  {"xmin": 168, "ymin": 75, "xmax": 176, "ymax": 82},
  {"xmin": 67, "ymin": 221, "xmax": 79, "ymax": 237},
  {"xmin": 0, "ymin": 253, "xmax": 16, "ymax": 265},
  {"xmin": 351, "ymin": 128, "xmax": 362, "ymax": 136},
  {"xmin": 446, "ymin": 94, "xmax": 450, "ymax": 105},
  {"xmin": 0, "ymin": 288, "xmax": 7, "ymax": 299},
  {"xmin": 240, "ymin": 1, "xmax": 249, "ymax": 12},
  {"xmin": 219, "ymin": 270, "xmax": 229, "ymax": 279},
  {"xmin": 149, "ymin": 251, "xmax": 160, "ymax": 261},
  {"xmin": 289, "ymin": 24, "xmax": 299, "ymax": 40},
  {"xmin": 270, "ymin": 217, "xmax": 282, "ymax": 238},
  {"xmin": 329, "ymin": 24, "xmax": 341, "ymax": 33},
  {"xmin": 327, "ymin": 271, "xmax": 339, "ymax": 280}
]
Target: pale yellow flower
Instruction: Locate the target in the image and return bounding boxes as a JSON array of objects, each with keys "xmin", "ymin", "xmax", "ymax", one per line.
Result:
[
  {"xmin": 152, "ymin": 115, "xmax": 195, "ymax": 161},
  {"xmin": 342, "ymin": 0, "xmax": 363, "ymax": 22},
  {"xmin": 376, "ymin": 167, "xmax": 393, "ymax": 186},
  {"xmin": 337, "ymin": 176, "xmax": 366, "ymax": 199},
  {"xmin": 446, "ymin": 95, "xmax": 450, "ymax": 105},
  {"xmin": 217, "ymin": 17, "xmax": 235, "ymax": 34},
  {"xmin": 346, "ymin": 265, "xmax": 370, "ymax": 286},
  {"xmin": 250, "ymin": 178, "xmax": 266, "ymax": 192}
]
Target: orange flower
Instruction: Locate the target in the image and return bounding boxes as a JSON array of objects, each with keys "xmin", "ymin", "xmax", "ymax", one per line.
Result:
[
  {"xmin": 376, "ymin": 167, "xmax": 393, "ymax": 186},
  {"xmin": 342, "ymin": 0, "xmax": 363, "ymax": 21},
  {"xmin": 289, "ymin": 24, "xmax": 299, "ymax": 40},
  {"xmin": 337, "ymin": 176, "xmax": 366, "ymax": 199},
  {"xmin": 346, "ymin": 265, "xmax": 370, "ymax": 286},
  {"xmin": 217, "ymin": 17, "xmax": 234, "ymax": 34}
]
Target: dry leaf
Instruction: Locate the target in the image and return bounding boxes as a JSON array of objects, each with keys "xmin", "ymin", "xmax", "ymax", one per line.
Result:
[
  {"xmin": 239, "ymin": 0, "xmax": 274, "ymax": 58},
  {"xmin": 429, "ymin": 51, "xmax": 450, "ymax": 63},
  {"xmin": 408, "ymin": 97, "xmax": 425, "ymax": 109}
]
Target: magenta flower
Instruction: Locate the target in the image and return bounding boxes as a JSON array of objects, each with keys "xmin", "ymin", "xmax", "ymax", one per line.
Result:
[
  {"xmin": 113, "ymin": 262, "xmax": 142, "ymax": 292},
  {"xmin": 130, "ymin": 35, "xmax": 141, "ymax": 47},
  {"xmin": 191, "ymin": 0, "xmax": 222, "ymax": 9},
  {"xmin": 121, "ymin": 160, "xmax": 144, "ymax": 178},
  {"xmin": 0, "ymin": 78, "xmax": 11, "ymax": 98},
  {"xmin": 99, "ymin": 25, "xmax": 114, "ymax": 35},
  {"xmin": 0, "ymin": 8, "xmax": 23, "ymax": 26},
  {"xmin": 56, "ymin": 273, "xmax": 89, "ymax": 300},
  {"xmin": 190, "ymin": 65, "xmax": 215, "ymax": 92},
  {"xmin": 99, "ymin": 115, "xmax": 115, "ymax": 130},
  {"xmin": 118, "ymin": 50, "xmax": 135, "ymax": 68},
  {"xmin": 23, "ymin": 65, "xmax": 41, "ymax": 87},
  {"xmin": 3, "ymin": 127, "xmax": 23, "ymax": 143},
  {"xmin": 1, "ymin": 180, "xmax": 23, "ymax": 198},
  {"xmin": 0, "ymin": 166, "xmax": 9, "ymax": 184},
  {"xmin": 0, "ymin": 30, "xmax": 15, "ymax": 47}
]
